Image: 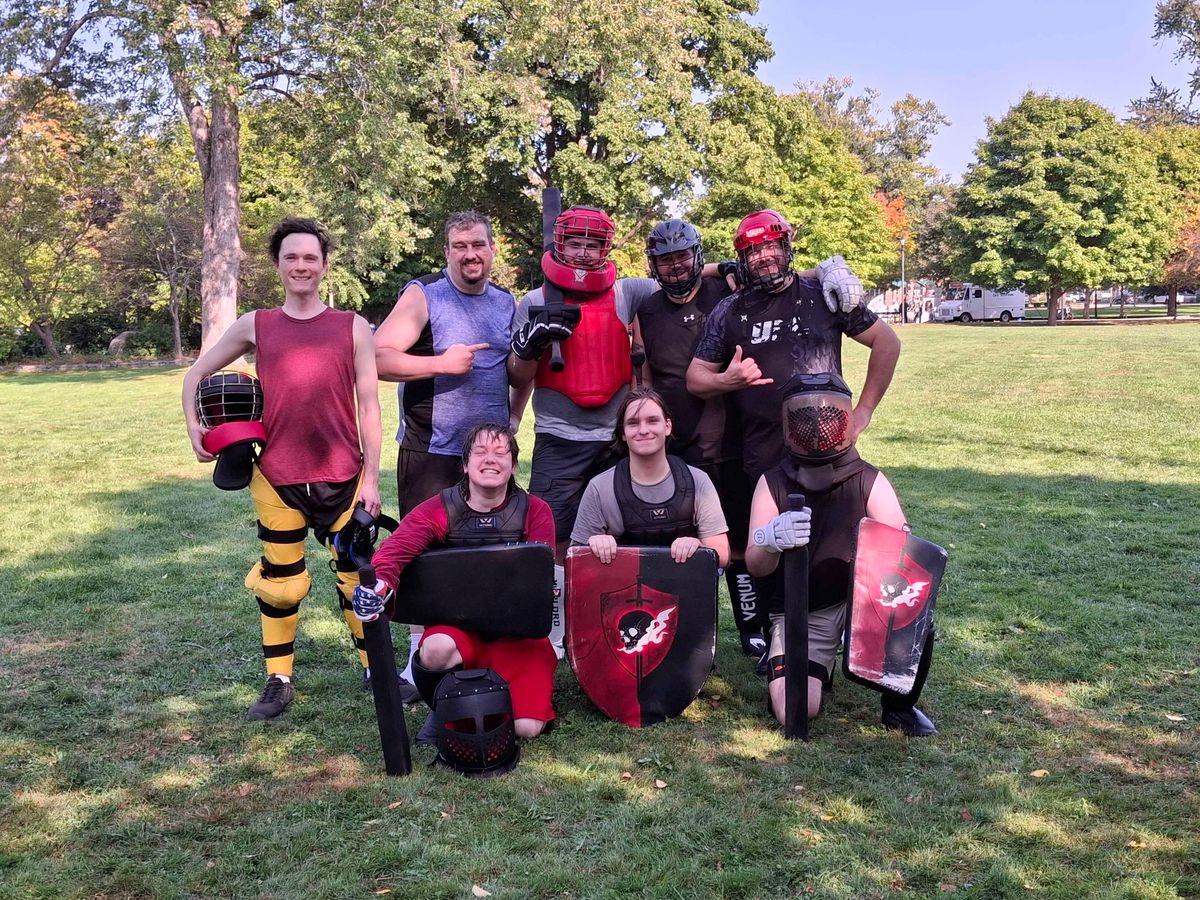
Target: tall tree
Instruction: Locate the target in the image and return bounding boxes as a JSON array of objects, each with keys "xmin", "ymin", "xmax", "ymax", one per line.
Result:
[
  {"xmin": 1140, "ymin": 123, "xmax": 1200, "ymax": 314},
  {"xmin": 0, "ymin": 82, "xmax": 114, "ymax": 356},
  {"xmin": 1, "ymin": 0, "xmax": 461, "ymax": 352},
  {"xmin": 950, "ymin": 92, "xmax": 1173, "ymax": 324},
  {"xmin": 693, "ymin": 82, "xmax": 894, "ymax": 283}
]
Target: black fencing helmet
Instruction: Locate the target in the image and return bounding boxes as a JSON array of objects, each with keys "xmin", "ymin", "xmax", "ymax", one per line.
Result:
[
  {"xmin": 646, "ymin": 218, "xmax": 704, "ymax": 298},
  {"xmin": 197, "ymin": 371, "xmax": 266, "ymax": 490},
  {"xmin": 433, "ymin": 668, "xmax": 520, "ymax": 778},
  {"xmin": 780, "ymin": 372, "xmax": 853, "ymax": 460}
]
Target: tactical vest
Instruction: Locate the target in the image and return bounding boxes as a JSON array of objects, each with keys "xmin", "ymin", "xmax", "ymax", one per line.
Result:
[
  {"xmin": 535, "ymin": 253, "xmax": 631, "ymax": 407},
  {"xmin": 440, "ymin": 483, "xmax": 529, "ymax": 547},
  {"xmin": 611, "ymin": 455, "xmax": 697, "ymax": 546}
]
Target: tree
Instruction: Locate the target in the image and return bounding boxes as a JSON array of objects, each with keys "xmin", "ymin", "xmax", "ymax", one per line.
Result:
[
  {"xmin": 1, "ymin": 0, "xmax": 466, "ymax": 352},
  {"xmin": 102, "ymin": 129, "xmax": 202, "ymax": 358},
  {"xmin": 1140, "ymin": 123, "xmax": 1200, "ymax": 314},
  {"xmin": 692, "ymin": 83, "xmax": 894, "ymax": 283},
  {"xmin": 0, "ymin": 82, "xmax": 114, "ymax": 355},
  {"xmin": 949, "ymin": 92, "xmax": 1174, "ymax": 324}
]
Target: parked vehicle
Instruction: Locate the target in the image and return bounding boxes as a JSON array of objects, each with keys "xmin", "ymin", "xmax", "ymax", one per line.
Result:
[{"xmin": 934, "ymin": 284, "xmax": 1027, "ymax": 323}]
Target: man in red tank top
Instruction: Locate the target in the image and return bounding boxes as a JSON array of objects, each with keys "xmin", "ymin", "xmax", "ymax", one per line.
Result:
[{"xmin": 182, "ymin": 218, "xmax": 387, "ymax": 721}]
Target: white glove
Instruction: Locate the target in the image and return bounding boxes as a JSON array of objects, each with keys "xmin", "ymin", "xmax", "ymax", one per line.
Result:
[
  {"xmin": 752, "ymin": 508, "xmax": 811, "ymax": 554},
  {"xmin": 351, "ymin": 579, "xmax": 390, "ymax": 622},
  {"xmin": 816, "ymin": 255, "xmax": 863, "ymax": 313}
]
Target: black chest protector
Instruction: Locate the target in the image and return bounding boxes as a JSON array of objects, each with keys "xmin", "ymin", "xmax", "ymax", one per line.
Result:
[
  {"xmin": 764, "ymin": 449, "xmax": 878, "ymax": 613},
  {"xmin": 440, "ymin": 483, "xmax": 529, "ymax": 547},
  {"xmin": 612, "ymin": 455, "xmax": 697, "ymax": 546}
]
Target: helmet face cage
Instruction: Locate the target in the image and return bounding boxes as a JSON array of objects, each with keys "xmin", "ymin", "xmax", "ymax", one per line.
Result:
[
  {"xmin": 646, "ymin": 219, "xmax": 704, "ymax": 298},
  {"xmin": 554, "ymin": 206, "xmax": 615, "ymax": 271},
  {"xmin": 734, "ymin": 210, "xmax": 794, "ymax": 293},
  {"xmin": 434, "ymin": 669, "xmax": 519, "ymax": 777},
  {"xmin": 781, "ymin": 372, "xmax": 853, "ymax": 457},
  {"xmin": 197, "ymin": 372, "xmax": 263, "ymax": 427}
]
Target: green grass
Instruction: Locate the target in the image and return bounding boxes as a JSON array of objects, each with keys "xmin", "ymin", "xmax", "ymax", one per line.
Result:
[{"xmin": 1, "ymin": 326, "xmax": 1198, "ymax": 899}]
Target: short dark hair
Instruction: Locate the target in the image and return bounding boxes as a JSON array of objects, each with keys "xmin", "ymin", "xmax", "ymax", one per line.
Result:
[
  {"xmin": 613, "ymin": 388, "xmax": 672, "ymax": 454},
  {"xmin": 268, "ymin": 218, "xmax": 332, "ymax": 263},
  {"xmin": 460, "ymin": 422, "xmax": 520, "ymax": 497},
  {"xmin": 444, "ymin": 211, "xmax": 494, "ymax": 244}
]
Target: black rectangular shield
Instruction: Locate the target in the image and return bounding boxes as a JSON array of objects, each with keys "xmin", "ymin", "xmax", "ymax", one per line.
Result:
[
  {"xmin": 393, "ymin": 543, "xmax": 554, "ymax": 641},
  {"xmin": 843, "ymin": 518, "xmax": 947, "ymax": 696}
]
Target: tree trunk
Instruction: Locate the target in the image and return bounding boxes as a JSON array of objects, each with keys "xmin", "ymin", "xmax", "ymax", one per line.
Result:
[
  {"xmin": 168, "ymin": 277, "xmax": 184, "ymax": 360},
  {"xmin": 30, "ymin": 321, "xmax": 59, "ymax": 357},
  {"xmin": 1046, "ymin": 289, "xmax": 1059, "ymax": 326},
  {"xmin": 198, "ymin": 87, "xmax": 241, "ymax": 356},
  {"xmin": 1168, "ymin": 286, "xmax": 1178, "ymax": 319}
]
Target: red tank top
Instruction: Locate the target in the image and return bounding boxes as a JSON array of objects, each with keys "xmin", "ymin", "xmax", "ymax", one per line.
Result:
[{"xmin": 254, "ymin": 307, "xmax": 362, "ymax": 486}]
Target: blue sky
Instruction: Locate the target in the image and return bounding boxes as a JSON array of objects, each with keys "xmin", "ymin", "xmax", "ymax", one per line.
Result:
[{"xmin": 750, "ymin": 0, "xmax": 1191, "ymax": 180}]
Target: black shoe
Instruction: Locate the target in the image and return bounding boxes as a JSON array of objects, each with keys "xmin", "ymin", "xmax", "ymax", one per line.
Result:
[
  {"xmin": 247, "ymin": 675, "xmax": 294, "ymax": 721},
  {"xmin": 881, "ymin": 705, "xmax": 937, "ymax": 737},
  {"xmin": 414, "ymin": 710, "xmax": 440, "ymax": 746},
  {"xmin": 362, "ymin": 668, "xmax": 422, "ymax": 705},
  {"xmin": 754, "ymin": 650, "xmax": 770, "ymax": 677}
]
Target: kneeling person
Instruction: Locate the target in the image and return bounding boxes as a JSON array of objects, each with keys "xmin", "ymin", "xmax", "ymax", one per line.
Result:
[
  {"xmin": 572, "ymin": 389, "xmax": 729, "ymax": 569},
  {"xmin": 745, "ymin": 373, "xmax": 935, "ymax": 736},
  {"xmin": 355, "ymin": 423, "xmax": 557, "ymax": 739}
]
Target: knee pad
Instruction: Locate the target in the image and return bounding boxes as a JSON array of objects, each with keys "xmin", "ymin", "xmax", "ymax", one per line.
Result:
[
  {"xmin": 766, "ymin": 655, "xmax": 786, "ymax": 682},
  {"xmin": 245, "ymin": 558, "xmax": 311, "ymax": 609},
  {"xmin": 412, "ymin": 653, "xmax": 462, "ymax": 708}
]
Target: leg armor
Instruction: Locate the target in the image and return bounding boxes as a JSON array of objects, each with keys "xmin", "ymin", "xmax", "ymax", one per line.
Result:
[
  {"xmin": 412, "ymin": 653, "xmax": 462, "ymax": 708},
  {"xmin": 247, "ymin": 471, "xmax": 312, "ymax": 678}
]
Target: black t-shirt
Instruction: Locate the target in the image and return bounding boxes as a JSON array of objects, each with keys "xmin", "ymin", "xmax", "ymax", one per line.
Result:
[
  {"xmin": 693, "ymin": 276, "xmax": 878, "ymax": 479},
  {"xmin": 638, "ymin": 277, "xmax": 736, "ymax": 464}
]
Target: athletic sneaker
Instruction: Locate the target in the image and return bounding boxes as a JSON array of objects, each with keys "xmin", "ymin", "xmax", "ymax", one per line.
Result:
[
  {"xmin": 361, "ymin": 668, "xmax": 422, "ymax": 705},
  {"xmin": 881, "ymin": 705, "xmax": 938, "ymax": 737},
  {"xmin": 247, "ymin": 675, "xmax": 295, "ymax": 721}
]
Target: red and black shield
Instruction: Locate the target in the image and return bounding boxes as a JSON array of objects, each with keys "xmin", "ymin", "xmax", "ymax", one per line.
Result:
[
  {"xmin": 566, "ymin": 546, "xmax": 717, "ymax": 727},
  {"xmin": 843, "ymin": 518, "xmax": 947, "ymax": 696}
]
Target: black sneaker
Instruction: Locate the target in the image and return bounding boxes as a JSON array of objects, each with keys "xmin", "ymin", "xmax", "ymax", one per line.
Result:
[
  {"xmin": 414, "ymin": 710, "xmax": 440, "ymax": 746},
  {"xmin": 881, "ymin": 705, "xmax": 938, "ymax": 737},
  {"xmin": 361, "ymin": 668, "xmax": 422, "ymax": 705},
  {"xmin": 247, "ymin": 675, "xmax": 294, "ymax": 721}
]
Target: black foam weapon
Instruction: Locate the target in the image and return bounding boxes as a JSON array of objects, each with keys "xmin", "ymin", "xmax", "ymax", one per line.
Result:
[
  {"xmin": 783, "ymin": 492, "xmax": 810, "ymax": 741},
  {"xmin": 358, "ymin": 564, "xmax": 412, "ymax": 776},
  {"xmin": 541, "ymin": 187, "xmax": 566, "ymax": 372}
]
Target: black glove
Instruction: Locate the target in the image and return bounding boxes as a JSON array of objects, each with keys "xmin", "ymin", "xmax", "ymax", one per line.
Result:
[{"xmin": 510, "ymin": 307, "xmax": 579, "ymax": 360}]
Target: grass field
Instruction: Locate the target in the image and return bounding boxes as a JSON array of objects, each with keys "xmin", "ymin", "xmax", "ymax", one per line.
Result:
[{"xmin": 1, "ymin": 325, "xmax": 1198, "ymax": 900}]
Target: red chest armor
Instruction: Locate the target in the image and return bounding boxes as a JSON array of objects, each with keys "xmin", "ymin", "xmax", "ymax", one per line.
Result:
[{"xmin": 535, "ymin": 252, "xmax": 632, "ymax": 408}]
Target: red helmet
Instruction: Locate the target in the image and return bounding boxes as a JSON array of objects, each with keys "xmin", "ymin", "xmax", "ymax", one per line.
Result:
[
  {"xmin": 554, "ymin": 206, "xmax": 615, "ymax": 271},
  {"xmin": 733, "ymin": 210, "xmax": 794, "ymax": 293}
]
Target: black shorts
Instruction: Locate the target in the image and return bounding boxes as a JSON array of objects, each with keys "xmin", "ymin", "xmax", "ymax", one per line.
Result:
[
  {"xmin": 529, "ymin": 433, "xmax": 617, "ymax": 545},
  {"xmin": 397, "ymin": 447, "xmax": 463, "ymax": 518},
  {"xmin": 714, "ymin": 458, "xmax": 753, "ymax": 552}
]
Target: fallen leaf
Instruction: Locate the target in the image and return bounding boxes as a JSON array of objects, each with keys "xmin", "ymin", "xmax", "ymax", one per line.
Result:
[
  {"xmin": 714, "ymin": 861, "xmax": 723, "ymax": 871},
  {"xmin": 981, "ymin": 709, "xmax": 994, "ymax": 716},
  {"xmin": 792, "ymin": 784, "xmax": 806, "ymax": 792},
  {"xmin": 1127, "ymin": 839, "xmax": 1147, "ymax": 849},
  {"xmin": 1165, "ymin": 714, "xmax": 1186, "ymax": 722},
  {"xmin": 960, "ymin": 807, "xmax": 973, "ymax": 822},
  {"xmin": 1023, "ymin": 883, "xmax": 1040, "ymax": 891},
  {"xmin": 1029, "ymin": 769, "xmax": 1049, "ymax": 778},
  {"xmin": 1102, "ymin": 664, "xmax": 1115, "ymax": 672},
  {"xmin": 206, "ymin": 860, "xmax": 216, "ymax": 869},
  {"xmin": 363, "ymin": 818, "xmax": 382, "ymax": 827},
  {"xmin": 820, "ymin": 814, "xmax": 834, "ymax": 821},
  {"xmin": 654, "ymin": 779, "xmax": 667, "ymax": 789},
  {"xmin": 620, "ymin": 772, "xmax": 633, "ymax": 781},
  {"xmin": 236, "ymin": 783, "xmax": 253, "ymax": 797},
  {"xmin": 471, "ymin": 886, "xmax": 491, "ymax": 898},
  {"xmin": 375, "ymin": 891, "xmax": 392, "ymax": 896},
  {"xmin": 940, "ymin": 884, "xmax": 958, "ymax": 893},
  {"xmin": 439, "ymin": 811, "xmax": 451, "ymax": 819},
  {"xmin": 804, "ymin": 885, "xmax": 815, "ymax": 894},
  {"xmin": 709, "ymin": 694, "xmax": 721, "ymax": 701},
  {"xmin": 387, "ymin": 801, "xmax": 404, "ymax": 810},
  {"xmin": 181, "ymin": 531, "xmax": 194, "ymax": 540},
  {"xmin": 889, "ymin": 872, "xmax": 905, "ymax": 890},
  {"xmin": 180, "ymin": 733, "xmax": 194, "ymax": 742}
]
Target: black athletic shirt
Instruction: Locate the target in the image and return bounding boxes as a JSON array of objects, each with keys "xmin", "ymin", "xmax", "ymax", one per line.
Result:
[
  {"xmin": 638, "ymin": 277, "xmax": 736, "ymax": 464},
  {"xmin": 693, "ymin": 276, "xmax": 878, "ymax": 480}
]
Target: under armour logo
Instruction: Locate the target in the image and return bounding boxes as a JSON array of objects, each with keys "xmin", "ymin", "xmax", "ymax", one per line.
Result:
[
  {"xmin": 573, "ymin": 268, "xmax": 587, "ymax": 283},
  {"xmin": 740, "ymin": 314, "xmax": 748, "ymax": 322},
  {"xmin": 649, "ymin": 508, "xmax": 668, "ymax": 520},
  {"xmin": 682, "ymin": 313, "xmax": 697, "ymax": 323}
]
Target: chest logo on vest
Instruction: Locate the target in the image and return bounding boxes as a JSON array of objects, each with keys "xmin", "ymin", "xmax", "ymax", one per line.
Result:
[
  {"xmin": 649, "ymin": 507, "xmax": 669, "ymax": 521},
  {"xmin": 475, "ymin": 517, "xmax": 495, "ymax": 529},
  {"xmin": 574, "ymin": 268, "xmax": 588, "ymax": 283},
  {"xmin": 682, "ymin": 313, "xmax": 697, "ymax": 324}
]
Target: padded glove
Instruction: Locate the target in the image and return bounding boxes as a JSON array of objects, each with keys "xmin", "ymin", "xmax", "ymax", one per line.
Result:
[
  {"xmin": 752, "ymin": 508, "xmax": 812, "ymax": 554},
  {"xmin": 510, "ymin": 308, "xmax": 578, "ymax": 360},
  {"xmin": 352, "ymin": 580, "xmax": 389, "ymax": 622},
  {"xmin": 816, "ymin": 255, "xmax": 863, "ymax": 313}
]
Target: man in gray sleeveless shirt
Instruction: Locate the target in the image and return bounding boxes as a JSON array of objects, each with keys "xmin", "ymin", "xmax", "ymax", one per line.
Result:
[{"xmin": 374, "ymin": 211, "xmax": 517, "ymax": 695}]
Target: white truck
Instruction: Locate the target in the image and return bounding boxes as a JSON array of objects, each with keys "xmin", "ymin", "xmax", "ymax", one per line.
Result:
[{"xmin": 934, "ymin": 284, "xmax": 1026, "ymax": 323}]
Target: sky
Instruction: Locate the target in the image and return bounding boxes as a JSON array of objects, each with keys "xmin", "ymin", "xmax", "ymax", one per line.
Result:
[{"xmin": 750, "ymin": 0, "xmax": 1192, "ymax": 180}]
